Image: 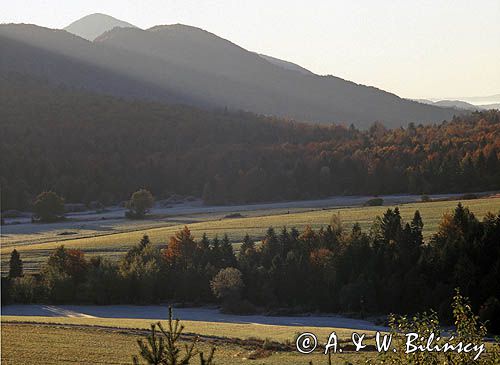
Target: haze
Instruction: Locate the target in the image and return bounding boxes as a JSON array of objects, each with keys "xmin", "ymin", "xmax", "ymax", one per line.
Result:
[{"xmin": 2, "ymin": 0, "xmax": 499, "ymax": 99}]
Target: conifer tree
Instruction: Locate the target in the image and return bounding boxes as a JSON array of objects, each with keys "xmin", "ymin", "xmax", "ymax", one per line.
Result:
[
  {"xmin": 133, "ymin": 307, "xmax": 215, "ymax": 365},
  {"xmin": 9, "ymin": 249, "xmax": 23, "ymax": 278}
]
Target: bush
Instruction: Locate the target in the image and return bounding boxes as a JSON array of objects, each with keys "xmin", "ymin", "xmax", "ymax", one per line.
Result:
[
  {"xmin": 364, "ymin": 197, "xmax": 383, "ymax": 206},
  {"xmin": 10, "ymin": 276, "xmax": 40, "ymax": 303},
  {"xmin": 382, "ymin": 289, "xmax": 500, "ymax": 364},
  {"xmin": 126, "ymin": 189, "xmax": 154, "ymax": 219},
  {"xmin": 460, "ymin": 193, "xmax": 478, "ymax": 200},
  {"xmin": 421, "ymin": 194, "xmax": 431, "ymax": 202},
  {"xmin": 479, "ymin": 297, "xmax": 500, "ymax": 335},
  {"xmin": 33, "ymin": 191, "xmax": 65, "ymax": 222},
  {"xmin": 210, "ymin": 267, "xmax": 243, "ymax": 303}
]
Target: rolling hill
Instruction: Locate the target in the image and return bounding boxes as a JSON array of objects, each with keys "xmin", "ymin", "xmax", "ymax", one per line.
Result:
[{"xmin": 1, "ymin": 16, "xmax": 459, "ymax": 128}]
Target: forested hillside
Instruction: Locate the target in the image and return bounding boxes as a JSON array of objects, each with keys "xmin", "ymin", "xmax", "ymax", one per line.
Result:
[
  {"xmin": 1, "ymin": 74, "xmax": 499, "ymax": 211},
  {"xmin": 0, "ymin": 23, "xmax": 457, "ymax": 128}
]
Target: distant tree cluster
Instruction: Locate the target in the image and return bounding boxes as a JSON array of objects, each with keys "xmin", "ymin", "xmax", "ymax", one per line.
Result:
[
  {"xmin": 1, "ymin": 76, "xmax": 500, "ymax": 211},
  {"xmin": 4, "ymin": 204, "xmax": 500, "ymax": 334}
]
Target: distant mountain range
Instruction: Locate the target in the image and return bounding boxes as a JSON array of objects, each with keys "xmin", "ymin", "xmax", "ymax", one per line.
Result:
[
  {"xmin": 413, "ymin": 99, "xmax": 500, "ymax": 111},
  {"xmin": 0, "ymin": 13, "xmax": 461, "ymax": 128}
]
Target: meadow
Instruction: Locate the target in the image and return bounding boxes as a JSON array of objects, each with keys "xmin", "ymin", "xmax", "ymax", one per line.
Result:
[
  {"xmin": 0, "ymin": 322, "xmax": 376, "ymax": 365},
  {"xmin": 2, "ymin": 197, "xmax": 500, "ymax": 273}
]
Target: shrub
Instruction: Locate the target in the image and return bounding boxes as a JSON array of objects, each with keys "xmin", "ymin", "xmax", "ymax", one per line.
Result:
[
  {"xmin": 364, "ymin": 197, "xmax": 384, "ymax": 206},
  {"xmin": 381, "ymin": 289, "xmax": 500, "ymax": 364},
  {"xmin": 9, "ymin": 275, "xmax": 40, "ymax": 303},
  {"xmin": 33, "ymin": 191, "xmax": 65, "ymax": 222},
  {"xmin": 460, "ymin": 193, "xmax": 478, "ymax": 200},
  {"xmin": 210, "ymin": 267, "xmax": 243, "ymax": 303},
  {"xmin": 421, "ymin": 194, "xmax": 431, "ymax": 202},
  {"xmin": 479, "ymin": 297, "xmax": 500, "ymax": 335},
  {"xmin": 126, "ymin": 189, "xmax": 154, "ymax": 219}
]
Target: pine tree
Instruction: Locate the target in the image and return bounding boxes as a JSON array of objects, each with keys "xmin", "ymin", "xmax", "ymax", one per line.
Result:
[
  {"xmin": 239, "ymin": 234, "xmax": 255, "ymax": 258},
  {"xmin": 9, "ymin": 249, "xmax": 23, "ymax": 278},
  {"xmin": 410, "ymin": 210, "xmax": 424, "ymax": 246},
  {"xmin": 219, "ymin": 234, "xmax": 236, "ymax": 268},
  {"xmin": 133, "ymin": 307, "xmax": 215, "ymax": 365},
  {"xmin": 140, "ymin": 234, "xmax": 151, "ymax": 249}
]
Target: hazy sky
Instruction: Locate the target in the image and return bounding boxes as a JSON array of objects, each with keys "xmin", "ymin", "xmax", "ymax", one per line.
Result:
[{"xmin": 2, "ymin": 0, "xmax": 499, "ymax": 99}]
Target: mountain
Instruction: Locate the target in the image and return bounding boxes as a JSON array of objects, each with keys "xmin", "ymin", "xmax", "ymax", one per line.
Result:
[
  {"xmin": 482, "ymin": 103, "xmax": 500, "ymax": 110},
  {"xmin": 451, "ymin": 94, "xmax": 500, "ymax": 104},
  {"xmin": 0, "ymin": 24, "xmax": 198, "ymax": 105},
  {"xmin": 433, "ymin": 100, "xmax": 481, "ymax": 110},
  {"xmin": 414, "ymin": 99, "xmax": 482, "ymax": 111},
  {"xmin": 94, "ymin": 23, "xmax": 458, "ymax": 127},
  {"xmin": 1, "ymin": 18, "xmax": 459, "ymax": 128},
  {"xmin": 64, "ymin": 13, "xmax": 137, "ymax": 41},
  {"xmin": 258, "ymin": 54, "xmax": 314, "ymax": 75}
]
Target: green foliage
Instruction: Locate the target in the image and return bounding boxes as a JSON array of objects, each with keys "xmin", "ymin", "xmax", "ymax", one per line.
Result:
[
  {"xmin": 127, "ymin": 189, "xmax": 154, "ymax": 219},
  {"xmin": 42, "ymin": 245, "xmax": 88, "ymax": 302},
  {"xmin": 9, "ymin": 275, "xmax": 39, "ymax": 303},
  {"xmin": 119, "ymin": 234, "xmax": 165, "ymax": 303},
  {"xmin": 380, "ymin": 289, "xmax": 500, "ymax": 364},
  {"xmin": 33, "ymin": 191, "xmax": 65, "ymax": 222},
  {"xmin": 8, "ymin": 249, "xmax": 23, "ymax": 278},
  {"xmin": 3, "ymin": 204, "xmax": 500, "ymax": 330},
  {"xmin": 210, "ymin": 267, "xmax": 244, "ymax": 302},
  {"xmin": 132, "ymin": 307, "xmax": 215, "ymax": 365}
]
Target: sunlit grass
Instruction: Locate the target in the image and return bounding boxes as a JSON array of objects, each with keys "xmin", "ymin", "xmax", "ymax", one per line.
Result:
[
  {"xmin": 2, "ymin": 197, "xmax": 499, "ymax": 273},
  {"xmin": 1, "ymin": 322, "xmax": 376, "ymax": 364}
]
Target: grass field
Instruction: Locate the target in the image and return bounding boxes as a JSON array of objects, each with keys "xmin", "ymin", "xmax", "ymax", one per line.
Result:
[
  {"xmin": 1, "ymin": 315, "xmax": 376, "ymax": 343},
  {"xmin": 2, "ymin": 197, "xmax": 499, "ymax": 272},
  {"xmin": 0, "ymin": 321, "xmax": 376, "ymax": 365}
]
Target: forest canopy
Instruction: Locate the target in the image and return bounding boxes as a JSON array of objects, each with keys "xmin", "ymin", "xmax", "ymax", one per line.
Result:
[{"xmin": 1, "ymin": 74, "xmax": 499, "ymax": 210}]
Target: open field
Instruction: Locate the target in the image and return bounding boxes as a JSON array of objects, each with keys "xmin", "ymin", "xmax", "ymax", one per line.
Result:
[
  {"xmin": 1, "ymin": 314, "xmax": 378, "ymax": 343},
  {"xmin": 1, "ymin": 304, "xmax": 386, "ymax": 336},
  {"xmin": 1, "ymin": 323, "xmax": 376, "ymax": 364},
  {"xmin": 2, "ymin": 193, "xmax": 471, "ymax": 247},
  {"xmin": 2, "ymin": 196, "xmax": 500, "ymax": 273}
]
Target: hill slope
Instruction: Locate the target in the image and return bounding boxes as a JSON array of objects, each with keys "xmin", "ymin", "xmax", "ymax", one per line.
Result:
[
  {"xmin": 96, "ymin": 24, "xmax": 458, "ymax": 127},
  {"xmin": 2, "ymin": 20, "xmax": 459, "ymax": 128},
  {"xmin": 1, "ymin": 74, "xmax": 499, "ymax": 211}
]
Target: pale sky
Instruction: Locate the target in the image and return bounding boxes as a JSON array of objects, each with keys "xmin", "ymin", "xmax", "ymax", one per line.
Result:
[{"xmin": 2, "ymin": 0, "xmax": 499, "ymax": 99}]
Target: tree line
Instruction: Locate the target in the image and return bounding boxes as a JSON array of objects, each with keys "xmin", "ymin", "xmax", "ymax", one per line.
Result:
[
  {"xmin": 1, "ymin": 75, "xmax": 500, "ymax": 211},
  {"xmin": 3, "ymin": 203, "xmax": 500, "ymax": 334}
]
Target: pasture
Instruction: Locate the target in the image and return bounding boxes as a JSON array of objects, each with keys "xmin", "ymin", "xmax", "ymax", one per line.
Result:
[
  {"xmin": 0, "ymin": 321, "xmax": 375, "ymax": 365},
  {"xmin": 2, "ymin": 196, "xmax": 499, "ymax": 273}
]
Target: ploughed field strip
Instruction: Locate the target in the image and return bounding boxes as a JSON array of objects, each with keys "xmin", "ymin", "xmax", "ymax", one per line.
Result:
[{"xmin": 2, "ymin": 197, "xmax": 499, "ymax": 273}]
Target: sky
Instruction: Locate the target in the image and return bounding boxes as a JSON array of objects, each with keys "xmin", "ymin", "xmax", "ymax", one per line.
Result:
[{"xmin": 1, "ymin": 0, "xmax": 499, "ymax": 100}]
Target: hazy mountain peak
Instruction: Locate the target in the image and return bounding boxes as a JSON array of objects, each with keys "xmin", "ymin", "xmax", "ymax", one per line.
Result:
[{"xmin": 64, "ymin": 13, "xmax": 137, "ymax": 41}]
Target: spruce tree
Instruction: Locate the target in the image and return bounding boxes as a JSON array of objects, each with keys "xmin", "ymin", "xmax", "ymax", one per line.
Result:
[
  {"xmin": 9, "ymin": 249, "xmax": 23, "ymax": 278},
  {"xmin": 133, "ymin": 307, "xmax": 215, "ymax": 365}
]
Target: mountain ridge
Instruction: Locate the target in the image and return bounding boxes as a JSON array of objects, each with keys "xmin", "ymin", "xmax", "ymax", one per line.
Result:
[{"xmin": 1, "ymin": 18, "xmax": 459, "ymax": 128}]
